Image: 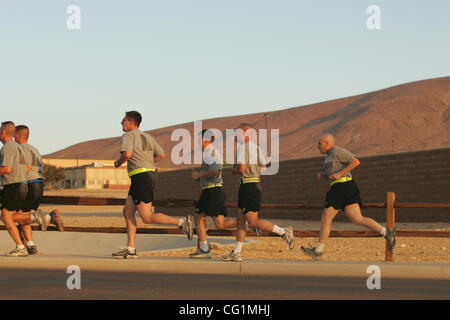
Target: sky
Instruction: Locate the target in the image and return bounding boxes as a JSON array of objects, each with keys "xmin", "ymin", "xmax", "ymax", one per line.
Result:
[{"xmin": 0, "ymin": 0, "xmax": 449, "ymax": 155}]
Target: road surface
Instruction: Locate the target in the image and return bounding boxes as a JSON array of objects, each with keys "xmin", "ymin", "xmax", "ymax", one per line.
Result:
[{"xmin": 1, "ymin": 268, "xmax": 449, "ymax": 300}]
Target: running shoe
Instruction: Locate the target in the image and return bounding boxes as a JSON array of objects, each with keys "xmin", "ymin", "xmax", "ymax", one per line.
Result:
[
  {"xmin": 26, "ymin": 245, "xmax": 38, "ymax": 255},
  {"xmin": 282, "ymin": 226, "xmax": 295, "ymax": 249},
  {"xmin": 6, "ymin": 247, "xmax": 29, "ymax": 257},
  {"xmin": 180, "ymin": 215, "xmax": 194, "ymax": 240},
  {"xmin": 112, "ymin": 247, "xmax": 138, "ymax": 259},
  {"xmin": 384, "ymin": 228, "xmax": 396, "ymax": 251},
  {"xmin": 49, "ymin": 210, "xmax": 65, "ymax": 232},
  {"xmin": 222, "ymin": 250, "xmax": 243, "ymax": 262},
  {"xmin": 189, "ymin": 248, "xmax": 212, "ymax": 259},
  {"xmin": 36, "ymin": 210, "xmax": 48, "ymax": 232},
  {"xmin": 300, "ymin": 246, "xmax": 323, "ymax": 259}
]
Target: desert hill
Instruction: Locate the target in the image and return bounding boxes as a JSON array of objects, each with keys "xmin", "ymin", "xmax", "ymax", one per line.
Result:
[{"xmin": 45, "ymin": 76, "xmax": 450, "ymax": 168}]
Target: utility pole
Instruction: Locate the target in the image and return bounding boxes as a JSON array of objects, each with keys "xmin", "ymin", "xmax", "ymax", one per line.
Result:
[{"xmin": 264, "ymin": 113, "xmax": 270, "ymax": 130}]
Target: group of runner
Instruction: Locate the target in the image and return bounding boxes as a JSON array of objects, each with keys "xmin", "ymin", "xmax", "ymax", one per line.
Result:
[
  {"xmin": 0, "ymin": 111, "xmax": 396, "ymax": 260},
  {"xmin": 110, "ymin": 111, "xmax": 395, "ymax": 261},
  {"xmin": 0, "ymin": 121, "xmax": 63, "ymax": 257}
]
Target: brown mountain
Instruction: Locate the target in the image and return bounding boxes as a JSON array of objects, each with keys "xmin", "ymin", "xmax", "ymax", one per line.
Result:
[{"xmin": 45, "ymin": 76, "xmax": 450, "ymax": 167}]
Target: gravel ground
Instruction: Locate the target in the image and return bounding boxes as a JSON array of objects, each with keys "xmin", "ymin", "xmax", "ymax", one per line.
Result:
[
  {"xmin": 58, "ymin": 216, "xmax": 450, "ymax": 263},
  {"xmin": 139, "ymin": 236, "xmax": 450, "ymax": 263}
]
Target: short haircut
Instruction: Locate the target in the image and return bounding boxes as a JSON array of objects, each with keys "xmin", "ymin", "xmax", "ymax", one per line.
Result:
[
  {"xmin": 125, "ymin": 111, "xmax": 142, "ymax": 126},
  {"xmin": 200, "ymin": 129, "xmax": 215, "ymax": 142},
  {"xmin": 1, "ymin": 121, "xmax": 16, "ymax": 136},
  {"xmin": 15, "ymin": 125, "xmax": 30, "ymax": 139}
]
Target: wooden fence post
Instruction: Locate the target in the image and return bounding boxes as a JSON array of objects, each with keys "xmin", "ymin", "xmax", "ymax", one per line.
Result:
[{"xmin": 385, "ymin": 192, "xmax": 396, "ymax": 262}]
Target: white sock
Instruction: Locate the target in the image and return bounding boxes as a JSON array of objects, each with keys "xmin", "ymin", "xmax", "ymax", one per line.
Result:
[
  {"xmin": 178, "ymin": 218, "xmax": 184, "ymax": 227},
  {"xmin": 272, "ymin": 225, "xmax": 285, "ymax": 236},
  {"xmin": 233, "ymin": 242, "xmax": 244, "ymax": 254},
  {"xmin": 380, "ymin": 227, "xmax": 387, "ymax": 236},
  {"xmin": 17, "ymin": 245, "xmax": 25, "ymax": 250},
  {"xmin": 26, "ymin": 241, "xmax": 35, "ymax": 247},
  {"xmin": 127, "ymin": 246, "xmax": 136, "ymax": 253},
  {"xmin": 199, "ymin": 241, "xmax": 209, "ymax": 251},
  {"xmin": 315, "ymin": 243, "xmax": 325, "ymax": 253}
]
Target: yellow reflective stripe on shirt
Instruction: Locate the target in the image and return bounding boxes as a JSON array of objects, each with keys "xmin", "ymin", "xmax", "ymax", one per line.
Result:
[
  {"xmin": 128, "ymin": 168, "xmax": 156, "ymax": 177},
  {"xmin": 330, "ymin": 176, "xmax": 352, "ymax": 186},
  {"xmin": 202, "ymin": 183, "xmax": 223, "ymax": 190}
]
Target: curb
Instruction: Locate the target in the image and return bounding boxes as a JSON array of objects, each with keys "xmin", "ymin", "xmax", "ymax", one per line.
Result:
[{"xmin": 0, "ymin": 255, "xmax": 449, "ymax": 280}]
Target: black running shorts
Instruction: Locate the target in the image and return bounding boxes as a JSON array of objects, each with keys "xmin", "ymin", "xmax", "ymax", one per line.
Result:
[
  {"xmin": 238, "ymin": 182, "xmax": 262, "ymax": 214},
  {"xmin": 0, "ymin": 183, "xmax": 28, "ymax": 211},
  {"xmin": 128, "ymin": 171, "xmax": 156, "ymax": 205},
  {"xmin": 195, "ymin": 187, "xmax": 227, "ymax": 217},
  {"xmin": 22, "ymin": 181, "xmax": 44, "ymax": 212},
  {"xmin": 324, "ymin": 179, "xmax": 362, "ymax": 211}
]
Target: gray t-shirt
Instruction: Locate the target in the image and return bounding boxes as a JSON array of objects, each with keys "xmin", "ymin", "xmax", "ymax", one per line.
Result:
[
  {"xmin": 120, "ymin": 129, "xmax": 164, "ymax": 173},
  {"xmin": 323, "ymin": 146, "xmax": 355, "ymax": 178},
  {"xmin": 21, "ymin": 143, "xmax": 43, "ymax": 181},
  {"xmin": 0, "ymin": 140, "xmax": 28, "ymax": 185},
  {"xmin": 200, "ymin": 144, "xmax": 223, "ymax": 188},
  {"xmin": 236, "ymin": 141, "xmax": 268, "ymax": 179}
]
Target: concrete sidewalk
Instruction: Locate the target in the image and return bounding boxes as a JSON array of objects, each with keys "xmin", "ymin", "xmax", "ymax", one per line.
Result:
[
  {"xmin": 0, "ymin": 232, "xmax": 239, "ymax": 256},
  {"xmin": 1, "ymin": 231, "xmax": 449, "ymax": 281},
  {"xmin": 0, "ymin": 254, "xmax": 449, "ymax": 280}
]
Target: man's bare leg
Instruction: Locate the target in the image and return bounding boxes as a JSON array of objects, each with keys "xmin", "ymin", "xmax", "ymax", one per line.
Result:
[
  {"xmin": 212, "ymin": 215, "xmax": 236, "ymax": 230},
  {"xmin": 222, "ymin": 210, "xmax": 246, "ymax": 261},
  {"xmin": 189, "ymin": 214, "xmax": 211, "ymax": 258},
  {"xmin": 14, "ymin": 211, "xmax": 33, "ymax": 245},
  {"xmin": 123, "ymin": 197, "xmax": 138, "ymax": 249},
  {"xmin": 318, "ymin": 207, "xmax": 340, "ymax": 246},
  {"xmin": 245, "ymin": 211, "xmax": 274, "ymax": 231},
  {"xmin": 301, "ymin": 207, "xmax": 339, "ymax": 257},
  {"xmin": 120, "ymin": 197, "xmax": 193, "ymax": 254},
  {"xmin": 244, "ymin": 211, "xmax": 294, "ymax": 248},
  {"xmin": 344, "ymin": 204, "xmax": 383, "ymax": 232},
  {"xmin": 195, "ymin": 214, "xmax": 208, "ymax": 242},
  {"xmin": 1, "ymin": 209, "xmax": 24, "ymax": 245},
  {"xmin": 137, "ymin": 201, "xmax": 179, "ymax": 226}
]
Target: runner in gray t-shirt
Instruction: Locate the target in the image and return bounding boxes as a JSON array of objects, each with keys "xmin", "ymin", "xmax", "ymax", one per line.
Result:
[
  {"xmin": 323, "ymin": 146, "xmax": 355, "ymax": 180},
  {"xmin": 301, "ymin": 133, "xmax": 396, "ymax": 258},
  {"xmin": 120, "ymin": 128, "xmax": 164, "ymax": 174},
  {"xmin": 0, "ymin": 140, "xmax": 28, "ymax": 185},
  {"xmin": 189, "ymin": 129, "xmax": 236, "ymax": 259},
  {"xmin": 112, "ymin": 111, "xmax": 193, "ymax": 259},
  {"xmin": 0, "ymin": 121, "xmax": 30, "ymax": 256},
  {"xmin": 20, "ymin": 143, "xmax": 43, "ymax": 181},
  {"xmin": 13, "ymin": 125, "xmax": 64, "ymax": 256},
  {"xmin": 222, "ymin": 123, "xmax": 294, "ymax": 262}
]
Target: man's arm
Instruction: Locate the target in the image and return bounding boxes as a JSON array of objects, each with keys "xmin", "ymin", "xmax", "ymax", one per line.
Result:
[
  {"xmin": 154, "ymin": 153, "xmax": 166, "ymax": 163},
  {"xmin": 329, "ymin": 158, "xmax": 361, "ymax": 181},
  {"xmin": 236, "ymin": 164, "xmax": 247, "ymax": 174},
  {"xmin": 0, "ymin": 166, "xmax": 12, "ymax": 175},
  {"xmin": 114, "ymin": 152, "xmax": 132, "ymax": 168}
]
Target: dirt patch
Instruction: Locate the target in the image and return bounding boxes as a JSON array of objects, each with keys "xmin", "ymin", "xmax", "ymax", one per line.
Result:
[
  {"xmin": 58, "ymin": 216, "xmax": 450, "ymax": 262},
  {"xmin": 140, "ymin": 237, "xmax": 450, "ymax": 263}
]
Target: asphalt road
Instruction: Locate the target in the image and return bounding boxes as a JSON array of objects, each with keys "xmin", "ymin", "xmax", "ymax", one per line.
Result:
[{"xmin": 1, "ymin": 268, "xmax": 449, "ymax": 300}]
